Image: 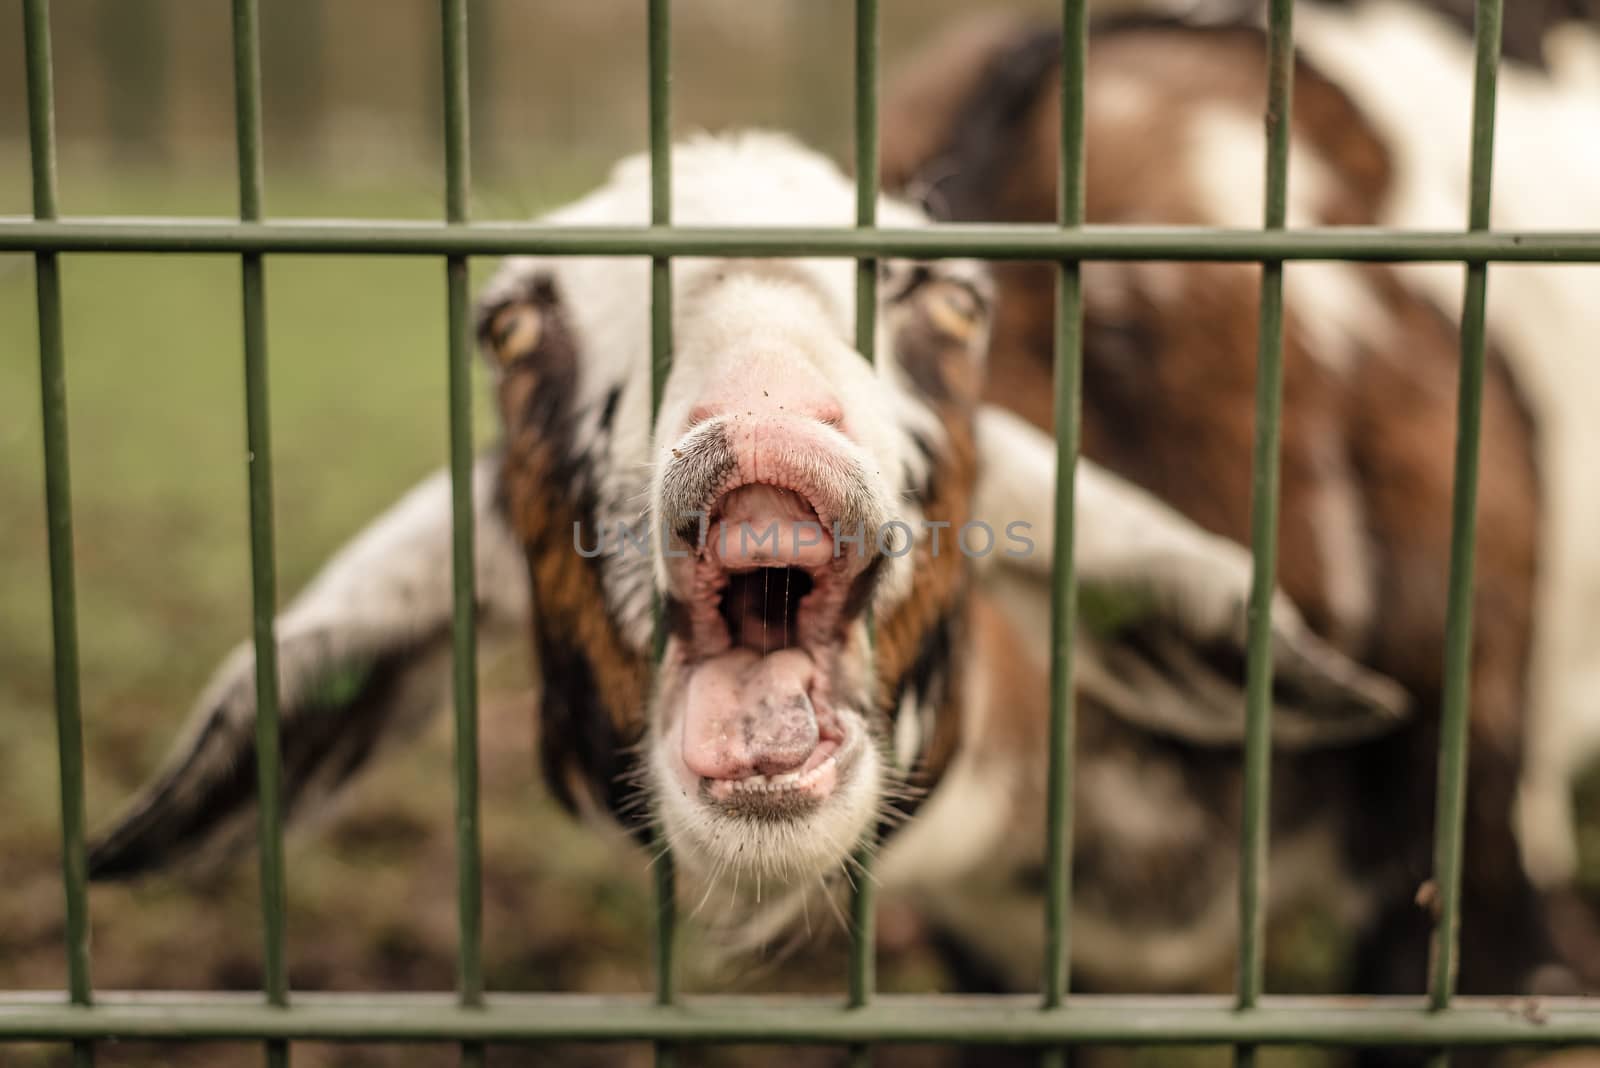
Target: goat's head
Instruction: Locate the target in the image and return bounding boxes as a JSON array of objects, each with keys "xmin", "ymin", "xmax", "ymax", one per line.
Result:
[
  {"xmin": 479, "ymin": 133, "xmax": 991, "ymax": 893},
  {"xmin": 84, "ymin": 132, "xmax": 1406, "ymax": 950}
]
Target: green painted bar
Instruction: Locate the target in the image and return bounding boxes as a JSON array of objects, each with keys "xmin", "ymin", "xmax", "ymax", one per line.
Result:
[
  {"xmin": 3, "ymin": 219, "xmax": 1598, "ymax": 261},
  {"xmin": 1, "ymin": 994, "xmax": 1596, "ymax": 1046},
  {"xmin": 853, "ymin": 0, "xmax": 879, "ymax": 362},
  {"xmin": 648, "ymin": 0, "xmax": 673, "ymax": 415},
  {"xmin": 1236, "ymin": 0, "xmax": 1294, "ymax": 1021},
  {"xmin": 1235, "ymin": 5, "xmax": 1294, "ymax": 1067},
  {"xmin": 848, "ymin": 2, "xmax": 879, "ymax": 1043},
  {"xmin": 231, "ymin": 4, "xmax": 288, "ymax": 1067},
  {"xmin": 647, "ymin": 6, "xmax": 678, "ymax": 1066},
  {"xmin": 440, "ymin": 6, "xmax": 485, "ymax": 1068},
  {"xmin": 1042, "ymin": 0, "xmax": 1087, "ymax": 1026},
  {"xmin": 24, "ymin": 4, "xmax": 94, "ymax": 1067},
  {"xmin": 1428, "ymin": 0, "xmax": 1504, "ymax": 1030}
]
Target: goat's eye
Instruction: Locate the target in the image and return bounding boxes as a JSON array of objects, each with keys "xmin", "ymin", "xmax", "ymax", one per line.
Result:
[
  {"xmin": 922, "ymin": 281, "xmax": 982, "ymax": 343},
  {"xmin": 487, "ymin": 304, "xmax": 543, "ymax": 366}
]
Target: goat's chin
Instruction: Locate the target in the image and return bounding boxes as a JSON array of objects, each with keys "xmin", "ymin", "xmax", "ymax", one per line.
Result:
[{"xmin": 647, "ymin": 711, "xmax": 882, "ymax": 886}]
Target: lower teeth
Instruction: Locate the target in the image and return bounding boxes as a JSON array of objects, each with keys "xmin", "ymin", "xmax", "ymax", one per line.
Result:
[{"xmin": 729, "ymin": 756, "xmax": 835, "ymax": 793}]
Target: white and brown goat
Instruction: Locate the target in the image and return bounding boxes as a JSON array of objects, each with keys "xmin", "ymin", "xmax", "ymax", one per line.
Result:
[
  {"xmin": 88, "ymin": 3, "xmax": 1600, "ymax": 1064},
  {"xmin": 879, "ymin": 0, "xmax": 1600, "ymax": 1007}
]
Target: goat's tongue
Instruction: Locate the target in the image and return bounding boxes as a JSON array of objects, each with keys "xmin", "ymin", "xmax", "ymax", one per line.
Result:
[
  {"xmin": 714, "ymin": 484, "xmax": 833, "ymax": 569},
  {"xmin": 681, "ymin": 648, "xmax": 819, "ymax": 781}
]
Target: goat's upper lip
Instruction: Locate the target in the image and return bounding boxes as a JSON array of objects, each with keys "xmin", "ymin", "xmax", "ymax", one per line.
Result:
[
  {"xmin": 707, "ymin": 483, "xmax": 832, "ymax": 570},
  {"xmin": 660, "ymin": 414, "xmax": 885, "ymax": 574}
]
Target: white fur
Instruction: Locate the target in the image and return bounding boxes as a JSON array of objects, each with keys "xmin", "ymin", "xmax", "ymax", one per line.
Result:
[
  {"xmin": 1184, "ymin": 105, "xmax": 1397, "ymax": 378},
  {"xmin": 194, "ymin": 451, "xmax": 529, "ymax": 751},
  {"xmin": 1182, "ymin": 104, "xmax": 1387, "ymax": 646},
  {"xmin": 1296, "ymin": 0, "xmax": 1600, "ymax": 886},
  {"xmin": 972, "ymin": 407, "xmax": 1406, "ymax": 736},
  {"xmin": 284, "ymin": 452, "xmax": 529, "ymax": 637}
]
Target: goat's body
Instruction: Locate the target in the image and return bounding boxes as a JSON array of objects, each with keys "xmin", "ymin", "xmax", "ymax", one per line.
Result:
[
  {"xmin": 1294, "ymin": 0, "xmax": 1600, "ymax": 893},
  {"xmin": 881, "ymin": 0, "xmax": 1600, "ymax": 1007}
]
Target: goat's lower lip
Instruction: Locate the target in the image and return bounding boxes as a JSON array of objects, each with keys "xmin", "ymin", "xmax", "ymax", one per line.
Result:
[{"xmin": 699, "ymin": 710, "xmax": 860, "ymax": 808}]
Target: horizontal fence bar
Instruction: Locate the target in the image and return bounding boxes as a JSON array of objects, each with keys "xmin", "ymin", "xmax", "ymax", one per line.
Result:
[
  {"xmin": 4, "ymin": 220, "xmax": 1600, "ymax": 261},
  {"xmin": 2, "ymin": 995, "xmax": 1596, "ymax": 1047}
]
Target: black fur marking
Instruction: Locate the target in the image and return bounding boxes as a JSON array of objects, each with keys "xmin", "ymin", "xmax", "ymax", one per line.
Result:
[
  {"xmin": 659, "ymin": 427, "xmax": 739, "ymax": 544},
  {"xmin": 922, "ymin": 26, "xmax": 1065, "ymax": 222},
  {"xmin": 596, "ymin": 385, "xmax": 623, "ymax": 434},
  {"xmin": 534, "ymin": 626, "xmax": 643, "ymax": 826},
  {"xmin": 906, "ymin": 430, "xmax": 941, "ymax": 507},
  {"xmin": 663, "ymin": 593, "xmax": 694, "ymax": 644},
  {"xmin": 88, "ymin": 653, "xmax": 417, "ymax": 880},
  {"xmin": 490, "ymin": 275, "xmax": 651, "ymax": 835},
  {"xmin": 841, "ymin": 554, "xmax": 888, "ymax": 623},
  {"xmin": 476, "ymin": 273, "xmax": 560, "ymax": 353},
  {"xmin": 897, "ymin": 605, "xmax": 959, "ymax": 734},
  {"xmin": 888, "ymin": 264, "xmax": 934, "ymax": 304},
  {"xmin": 877, "ymin": 604, "xmax": 965, "ymax": 836}
]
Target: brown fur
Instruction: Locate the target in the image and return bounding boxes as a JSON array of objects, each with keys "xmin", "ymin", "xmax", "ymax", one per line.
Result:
[
  {"xmin": 874, "ymin": 273, "xmax": 991, "ymax": 794},
  {"xmin": 881, "ymin": 13, "xmax": 1557, "ymax": 1014},
  {"xmin": 484, "ymin": 281, "xmax": 651, "ymax": 817}
]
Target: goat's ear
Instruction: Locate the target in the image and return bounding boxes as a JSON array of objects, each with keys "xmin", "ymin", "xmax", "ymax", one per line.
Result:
[
  {"xmin": 87, "ymin": 451, "xmax": 530, "ymax": 880},
  {"xmin": 972, "ymin": 406, "xmax": 1410, "ymax": 750}
]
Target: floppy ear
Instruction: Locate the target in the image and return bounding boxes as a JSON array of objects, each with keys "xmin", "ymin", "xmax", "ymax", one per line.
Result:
[
  {"xmin": 972, "ymin": 406, "xmax": 1410, "ymax": 750},
  {"xmin": 87, "ymin": 451, "xmax": 530, "ymax": 880}
]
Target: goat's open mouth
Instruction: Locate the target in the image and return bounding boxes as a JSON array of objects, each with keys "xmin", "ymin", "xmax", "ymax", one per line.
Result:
[
  {"xmin": 717, "ymin": 566, "xmax": 814, "ymax": 654},
  {"xmin": 670, "ymin": 483, "xmax": 874, "ymax": 813}
]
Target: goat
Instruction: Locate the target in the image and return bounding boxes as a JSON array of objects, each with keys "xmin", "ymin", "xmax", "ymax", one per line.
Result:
[
  {"xmin": 87, "ymin": 133, "xmax": 1402, "ymax": 946},
  {"xmin": 88, "ymin": 4, "xmax": 1600, "ymax": 1065}
]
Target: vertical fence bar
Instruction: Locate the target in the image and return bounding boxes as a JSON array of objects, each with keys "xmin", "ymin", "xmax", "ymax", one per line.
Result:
[
  {"xmin": 1042, "ymin": 4, "xmax": 1086, "ymax": 1066},
  {"xmin": 231, "ymin": 3, "xmax": 288, "ymax": 1066},
  {"xmin": 647, "ymin": 4, "xmax": 677, "ymax": 1067},
  {"xmin": 440, "ymin": 2, "xmax": 484, "ymax": 1067},
  {"xmin": 24, "ymin": 3, "xmax": 93, "ymax": 1066},
  {"xmin": 1427, "ymin": 2, "xmax": 1504, "ymax": 1061},
  {"xmin": 1234, "ymin": 2, "xmax": 1294, "ymax": 1066},
  {"xmin": 848, "ymin": 4, "xmax": 879, "ymax": 1058}
]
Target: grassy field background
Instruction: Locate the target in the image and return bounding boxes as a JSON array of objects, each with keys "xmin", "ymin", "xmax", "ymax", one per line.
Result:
[{"xmin": 3, "ymin": 2, "xmax": 1598, "ymax": 1066}]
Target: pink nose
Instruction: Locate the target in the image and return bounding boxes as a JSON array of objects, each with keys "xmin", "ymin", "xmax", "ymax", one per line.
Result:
[{"xmin": 687, "ymin": 362, "xmax": 844, "ymax": 430}]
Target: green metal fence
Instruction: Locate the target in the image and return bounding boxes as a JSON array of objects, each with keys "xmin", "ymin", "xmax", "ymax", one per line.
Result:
[{"xmin": 4, "ymin": 0, "xmax": 1600, "ymax": 1063}]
